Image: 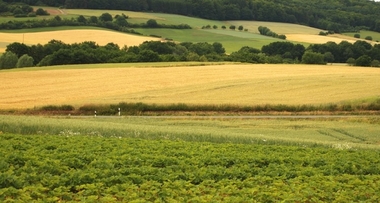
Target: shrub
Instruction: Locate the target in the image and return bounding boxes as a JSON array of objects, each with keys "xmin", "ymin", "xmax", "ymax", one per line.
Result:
[
  {"xmin": 301, "ymin": 51, "xmax": 326, "ymax": 64},
  {"xmin": 346, "ymin": 58, "xmax": 355, "ymax": 66},
  {"xmin": 146, "ymin": 19, "xmax": 158, "ymax": 28},
  {"xmin": 0, "ymin": 52, "xmax": 18, "ymax": 69},
  {"xmin": 371, "ymin": 60, "xmax": 380, "ymax": 67},
  {"xmin": 40, "ymin": 105, "xmax": 75, "ymax": 111},
  {"xmin": 319, "ymin": 31, "xmax": 328, "ymax": 36},
  {"xmin": 278, "ymin": 34, "xmax": 287, "ymax": 40},
  {"xmin": 354, "ymin": 33, "xmax": 360, "ymax": 38},
  {"xmin": 35, "ymin": 8, "xmax": 49, "ymax": 16},
  {"xmin": 16, "ymin": 54, "xmax": 34, "ymax": 68},
  {"xmin": 99, "ymin": 13, "xmax": 113, "ymax": 22},
  {"xmin": 355, "ymin": 55, "xmax": 372, "ymax": 67},
  {"xmin": 28, "ymin": 13, "xmax": 37, "ymax": 17},
  {"xmin": 365, "ymin": 36, "xmax": 372, "ymax": 41},
  {"xmin": 229, "ymin": 25, "xmax": 236, "ymax": 30}
]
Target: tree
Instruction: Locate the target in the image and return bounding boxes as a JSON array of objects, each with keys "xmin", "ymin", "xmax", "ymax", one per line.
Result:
[
  {"xmin": 238, "ymin": 25, "xmax": 244, "ymax": 31},
  {"xmin": 137, "ymin": 50, "xmax": 160, "ymax": 62},
  {"xmin": 221, "ymin": 25, "xmax": 226, "ymax": 29},
  {"xmin": 186, "ymin": 52, "xmax": 200, "ymax": 61},
  {"xmin": 371, "ymin": 59, "xmax": 380, "ymax": 67},
  {"xmin": 212, "ymin": 42, "xmax": 225, "ymax": 55},
  {"xmin": 99, "ymin": 13, "xmax": 113, "ymax": 22},
  {"xmin": 346, "ymin": 57, "xmax": 356, "ymax": 66},
  {"xmin": 89, "ymin": 16, "xmax": 98, "ymax": 24},
  {"xmin": 301, "ymin": 51, "xmax": 326, "ymax": 64},
  {"xmin": 0, "ymin": 52, "xmax": 18, "ymax": 69},
  {"xmin": 213, "ymin": 25, "xmax": 218, "ymax": 29},
  {"xmin": 77, "ymin": 15, "xmax": 87, "ymax": 23},
  {"xmin": 365, "ymin": 36, "xmax": 373, "ymax": 41},
  {"xmin": 278, "ymin": 35, "xmax": 287, "ymax": 40},
  {"xmin": 146, "ymin": 19, "xmax": 158, "ymax": 28},
  {"xmin": 229, "ymin": 25, "xmax": 236, "ymax": 30},
  {"xmin": 355, "ymin": 55, "xmax": 372, "ymax": 66},
  {"xmin": 6, "ymin": 42, "xmax": 29, "ymax": 58},
  {"xmin": 354, "ymin": 34, "xmax": 360, "ymax": 38},
  {"xmin": 115, "ymin": 15, "xmax": 128, "ymax": 26},
  {"xmin": 16, "ymin": 54, "xmax": 34, "ymax": 68},
  {"xmin": 324, "ymin": 52, "xmax": 335, "ymax": 64},
  {"xmin": 35, "ymin": 8, "xmax": 49, "ymax": 15}
]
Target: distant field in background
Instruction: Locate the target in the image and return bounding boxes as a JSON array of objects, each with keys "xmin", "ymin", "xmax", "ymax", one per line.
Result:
[
  {"xmin": 2, "ymin": 8, "xmax": 379, "ymax": 53},
  {"xmin": 228, "ymin": 20, "xmax": 324, "ymax": 35},
  {"xmin": 1, "ymin": 63, "xmax": 379, "ymax": 109},
  {"xmin": 344, "ymin": 30, "xmax": 380, "ymax": 42},
  {"xmin": 0, "ymin": 29, "xmax": 159, "ymax": 53}
]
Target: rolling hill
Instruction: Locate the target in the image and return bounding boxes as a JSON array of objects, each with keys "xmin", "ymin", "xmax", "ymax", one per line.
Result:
[{"xmin": 1, "ymin": 8, "xmax": 378, "ymax": 54}]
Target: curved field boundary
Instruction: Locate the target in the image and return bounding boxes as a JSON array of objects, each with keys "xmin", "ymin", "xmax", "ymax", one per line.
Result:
[{"xmin": 0, "ymin": 29, "xmax": 160, "ymax": 52}]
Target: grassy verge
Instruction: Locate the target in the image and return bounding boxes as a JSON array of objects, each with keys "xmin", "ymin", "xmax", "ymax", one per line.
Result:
[
  {"xmin": 0, "ymin": 114, "xmax": 379, "ymax": 148},
  {"xmin": 3, "ymin": 99, "xmax": 379, "ymax": 116}
]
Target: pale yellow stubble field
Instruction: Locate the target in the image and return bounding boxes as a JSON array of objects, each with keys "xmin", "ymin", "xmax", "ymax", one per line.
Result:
[
  {"xmin": 0, "ymin": 64, "xmax": 379, "ymax": 109},
  {"xmin": 0, "ymin": 29, "xmax": 160, "ymax": 52}
]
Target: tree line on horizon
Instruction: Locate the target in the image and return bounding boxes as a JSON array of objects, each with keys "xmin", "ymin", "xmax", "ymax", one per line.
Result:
[
  {"xmin": 2, "ymin": 0, "xmax": 380, "ymax": 33},
  {"xmin": 1, "ymin": 40, "xmax": 379, "ymax": 69}
]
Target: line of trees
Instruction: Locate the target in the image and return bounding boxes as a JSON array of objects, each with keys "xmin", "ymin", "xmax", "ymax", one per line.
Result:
[
  {"xmin": 2, "ymin": 40, "xmax": 379, "ymax": 69},
  {"xmin": 0, "ymin": 12, "xmax": 191, "ymax": 35},
  {"xmin": 229, "ymin": 40, "xmax": 380, "ymax": 66},
  {"xmin": 2, "ymin": 0, "xmax": 380, "ymax": 33},
  {"xmin": 1, "ymin": 40, "xmax": 227, "ymax": 68},
  {"xmin": 258, "ymin": 26, "xmax": 286, "ymax": 40}
]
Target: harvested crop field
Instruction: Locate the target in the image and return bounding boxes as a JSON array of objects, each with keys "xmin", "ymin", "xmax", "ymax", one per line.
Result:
[
  {"xmin": 286, "ymin": 34, "xmax": 358, "ymax": 44},
  {"xmin": 0, "ymin": 29, "xmax": 159, "ymax": 52},
  {"xmin": 1, "ymin": 64, "xmax": 380, "ymax": 109}
]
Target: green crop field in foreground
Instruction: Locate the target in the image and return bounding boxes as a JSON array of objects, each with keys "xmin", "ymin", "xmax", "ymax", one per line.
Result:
[
  {"xmin": 1, "ymin": 115, "xmax": 380, "ymax": 201},
  {"xmin": 1, "ymin": 131, "xmax": 380, "ymax": 202}
]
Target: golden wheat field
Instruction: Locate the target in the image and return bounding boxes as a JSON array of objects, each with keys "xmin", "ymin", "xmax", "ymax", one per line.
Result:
[
  {"xmin": 1, "ymin": 64, "xmax": 380, "ymax": 109},
  {"xmin": 0, "ymin": 29, "xmax": 159, "ymax": 52}
]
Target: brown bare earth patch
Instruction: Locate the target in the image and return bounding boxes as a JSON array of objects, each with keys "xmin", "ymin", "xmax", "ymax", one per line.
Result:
[
  {"xmin": 1, "ymin": 64, "xmax": 379, "ymax": 109},
  {"xmin": 0, "ymin": 30, "xmax": 159, "ymax": 52}
]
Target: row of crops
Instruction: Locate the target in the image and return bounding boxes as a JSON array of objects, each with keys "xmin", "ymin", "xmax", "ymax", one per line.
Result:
[{"xmin": 1, "ymin": 133, "xmax": 380, "ymax": 202}]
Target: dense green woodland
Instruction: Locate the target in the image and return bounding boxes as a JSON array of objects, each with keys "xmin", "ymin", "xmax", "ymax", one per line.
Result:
[{"xmin": 2, "ymin": 0, "xmax": 380, "ymax": 32}]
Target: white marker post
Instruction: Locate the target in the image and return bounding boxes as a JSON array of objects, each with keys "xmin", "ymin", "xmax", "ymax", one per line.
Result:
[
  {"xmin": 118, "ymin": 108, "xmax": 121, "ymax": 116},
  {"xmin": 94, "ymin": 110, "xmax": 97, "ymax": 117}
]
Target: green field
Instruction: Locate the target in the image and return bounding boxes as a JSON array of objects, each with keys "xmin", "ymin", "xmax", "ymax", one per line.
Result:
[
  {"xmin": 0, "ymin": 8, "xmax": 325, "ymax": 52},
  {"xmin": 344, "ymin": 30, "xmax": 380, "ymax": 42},
  {"xmin": 1, "ymin": 115, "xmax": 380, "ymax": 201},
  {"xmin": 228, "ymin": 20, "xmax": 324, "ymax": 35},
  {"xmin": 1, "ymin": 115, "xmax": 380, "ymax": 148},
  {"xmin": 135, "ymin": 28, "xmax": 280, "ymax": 50}
]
